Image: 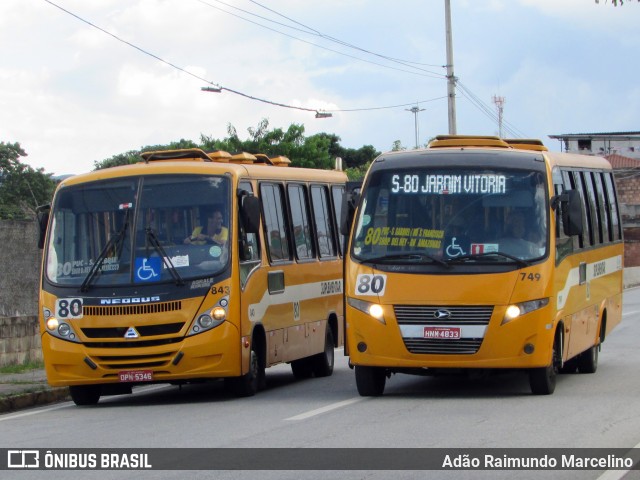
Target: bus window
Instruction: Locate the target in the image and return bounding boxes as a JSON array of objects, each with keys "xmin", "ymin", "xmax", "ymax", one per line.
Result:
[
  {"xmin": 260, "ymin": 183, "xmax": 290, "ymax": 262},
  {"xmin": 288, "ymin": 184, "xmax": 314, "ymax": 260},
  {"xmin": 311, "ymin": 185, "xmax": 337, "ymax": 258}
]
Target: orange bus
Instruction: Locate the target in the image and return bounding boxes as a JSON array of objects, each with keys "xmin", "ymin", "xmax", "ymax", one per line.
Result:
[
  {"xmin": 343, "ymin": 136, "xmax": 623, "ymax": 395},
  {"xmin": 38, "ymin": 149, "xmax": 346, "ymax": 405}
]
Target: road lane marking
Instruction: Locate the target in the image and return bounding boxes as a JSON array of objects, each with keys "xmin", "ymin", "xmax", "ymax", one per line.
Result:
[
  {"xmin": 595, "ymin": 438, "xmax": 640, "ymax": 480},
  {"xmin": 285, "ymin": 397, "xmax": 363, "ymax": 421},
  {"xmin": 0, "ymin": 403, "xmax": 71, "ymax": 422}
]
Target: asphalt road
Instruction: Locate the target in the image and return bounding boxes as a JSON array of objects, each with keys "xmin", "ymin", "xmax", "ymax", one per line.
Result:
[{"xmin": 2, "ymin": 288, "xmax": 640, "ymax": 480}]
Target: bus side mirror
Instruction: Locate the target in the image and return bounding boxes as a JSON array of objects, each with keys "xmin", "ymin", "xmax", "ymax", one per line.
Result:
[
  {"xmin": 239, "ymin": 192, "xmax": 260, "ymax": 234},
  {"xmin": 36, "ymin": 204, "xmax": 50, "ymax": 250},
  {"xmin": 340, "ymin": 181, "xmax": 362, "ymax": 236},
  {"xmin": 558, "ymin": 189, "xmax": 584, "ymax": 237}
]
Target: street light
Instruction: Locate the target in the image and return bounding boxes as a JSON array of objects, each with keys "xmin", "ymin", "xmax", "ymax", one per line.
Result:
[{"xmin": 405, "ymin": 105, "xmax": 425, "ymax": 149}]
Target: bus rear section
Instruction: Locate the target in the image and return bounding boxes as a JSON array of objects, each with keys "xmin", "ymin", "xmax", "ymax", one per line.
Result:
[
  {"xmin": 38, "ymin": 149, "xmax": 346, "ymax": 405},
  {"xmin": 344, "ymin": 136, "xmax": 623, "ymax": 396}
]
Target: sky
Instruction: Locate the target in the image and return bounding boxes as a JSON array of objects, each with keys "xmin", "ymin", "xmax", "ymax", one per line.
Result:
[{"xmin": 1, "ymin": 0, "xmax": 639, "ymax": 176}]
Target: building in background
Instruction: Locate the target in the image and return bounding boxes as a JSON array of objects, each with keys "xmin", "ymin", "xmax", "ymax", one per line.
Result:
[{"xmin": 549, "ymin": 131, "xmax": 640, "ymax": 268}]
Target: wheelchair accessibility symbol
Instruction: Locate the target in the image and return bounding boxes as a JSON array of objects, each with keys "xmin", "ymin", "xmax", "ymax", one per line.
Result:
[
  {"xmin": 445, "ymin": 236, "xmax": 466, "ymax": 258},
  {"xmin": 135, "ymin": 257, "xmax": 161, "ymax": 283}
]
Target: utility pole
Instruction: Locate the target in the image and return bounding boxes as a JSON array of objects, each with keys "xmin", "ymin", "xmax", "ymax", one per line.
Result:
[
  {"xmin": 406, "ymin": 105, "xmax": 425, "ymax": 149},
  {"xmin": 445, "ymin": 0, "xmax": 457, "ymax": 135},
  {"xmin": 492, "ymin": 95, "xmax": 505, "ymax": 138}
]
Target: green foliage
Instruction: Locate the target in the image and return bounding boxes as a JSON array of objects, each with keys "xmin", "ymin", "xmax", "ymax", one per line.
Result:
[
  {"xmin": 93, "ymin": 119, "xmax": 381, "ymax": 173},
  {"xmin": 391, "ymin": 140, "xmax": 406, "ymax": 152},
  {"xmin": 0, "ymin": 142, "xmax": 55, "ymax": 219},
  {"xmin": 596, "ymin": 0, "xmax": 639, "ymax": 5}
]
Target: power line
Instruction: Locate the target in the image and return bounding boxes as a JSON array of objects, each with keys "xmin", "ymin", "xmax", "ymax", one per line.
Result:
[
  {"xmin": 246, "ymin": 0, "xmax": 446, "ymax": 69},
  {"xmin": 196, "ymin": 0, "xmax": 447, "ymax": 80},
  {"xmin": 43, "ymin": 0, "xmax": 528, "ymax": 138}
]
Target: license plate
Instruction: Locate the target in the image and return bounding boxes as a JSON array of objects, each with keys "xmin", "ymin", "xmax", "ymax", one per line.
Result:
[
  {"xmin": 423, "ymin": 326, "xmax": 461, "ymax": 339},
  {"xmin": 118, "ymin": 370, "xmax": 153, "ymax": 382}
]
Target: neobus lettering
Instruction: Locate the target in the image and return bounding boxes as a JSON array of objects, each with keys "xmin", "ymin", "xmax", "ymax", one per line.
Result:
[
  {"xmin": 100, "ymin": 296, "xmax": 160, "ymax": 305},
  {"xmin": 391, "ymin": 174, "xmax": 506, "ymax": 194}
]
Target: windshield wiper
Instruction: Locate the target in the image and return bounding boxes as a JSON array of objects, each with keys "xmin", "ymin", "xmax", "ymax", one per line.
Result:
[
  {"xmin": 80, "ymin": 209, "xmax": 130, "ymax": 292},
  {"xmin": 363, "ymin": 252, "xmax": 451, "ymax": 269},
  {"xmin": 446, "ymin": 251, "xmax": 531, "ymax": 267},
  {"xmin": 145, "ymin": 228, "xmax": 184, "ymax": 286}
]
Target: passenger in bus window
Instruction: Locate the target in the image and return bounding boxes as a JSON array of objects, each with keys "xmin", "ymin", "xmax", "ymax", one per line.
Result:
[
  {"xmin": 499, "ymin": 211, "xmax": 537, "ymax": 258},
  {"xmin": 184, "ymin": 209, "xmax": 228, "ymax": 247}
]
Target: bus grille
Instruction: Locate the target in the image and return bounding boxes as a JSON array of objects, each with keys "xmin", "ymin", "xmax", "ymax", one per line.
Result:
[
  {"xmin": 395, "ymin": 305, "xmax": 493, "ymax": 355},
  {"xmin": 83, "ymin": 301, "xmax": 182, "ymax": 316},
  {"xmin": 83, "ymin": 338, "xmax": 183, "ymax": 349},
  {"xmin": 81, "ymin": 322, "xmax": 185, "ymax": 338}
]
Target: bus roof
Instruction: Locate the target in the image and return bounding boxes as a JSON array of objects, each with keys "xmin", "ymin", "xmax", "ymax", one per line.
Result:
[
  {"xmin": 371, "ymin": 135, "xmax": 612, "ymax": 172},
  {"xmin": 59, "ymin": 149, "xmax": 346, "ymax": 188}
]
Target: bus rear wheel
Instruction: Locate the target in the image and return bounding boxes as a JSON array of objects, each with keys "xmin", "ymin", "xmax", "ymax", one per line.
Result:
[
  {"xmin": 355, "ymin": 366, "xmax": 386, "ymax": 396},
  {"xmin": 577, "ymin": 343, "xmax": 599, "ymax": 374},
  {"xmin": 312, "ymin": 327, "xmax": 335, "ymax": 377},
  {"xmin": 69, "ymin": 385, "xmax": 101, "ymax": 406}
]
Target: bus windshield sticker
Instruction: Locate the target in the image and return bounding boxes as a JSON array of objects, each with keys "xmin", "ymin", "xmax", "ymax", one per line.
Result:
[
  {"xmin": 445, "ymin": 237, "xmax": 466, "ymax": 257},
  {"xmin": 209, "ymin": 245, "xmax": 222, "ymax": 258},
  {"xmin": 363, "ymin": 227, "xmax": 444, "ymax": 249},
  {"xmin": 390, "ymin": 174, "xmax": 507, "ymax": 195},
  {"xmin": 164, "ymin": 255, "xmax": 189, "ymax": 268},
  {"xmin": 57, "ymin": 258, "xmax": 120, "ymax": 277},
  {"xmin": 470, "ymin": 243, "xmax": 499, "ymax": 255},
  {"xmin": 134, "ymin": 257, "xmax": 161, "ymax": 283}
]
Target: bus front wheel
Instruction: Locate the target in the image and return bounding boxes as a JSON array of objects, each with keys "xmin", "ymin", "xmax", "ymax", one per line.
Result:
[
  {"xmin": 355, "ymin": 366, "xmax": 386, "ymax": 396},
  {"xmin": 529, "ymin": 336, "xmax": 560, "ymax": 395},
  {"xmin": 227, "ymin": 348, "xmax": 260, "ymax": 397},
  {"xmin": 69, "ymin": 385, "xmax": 101, "ymax": 406}
]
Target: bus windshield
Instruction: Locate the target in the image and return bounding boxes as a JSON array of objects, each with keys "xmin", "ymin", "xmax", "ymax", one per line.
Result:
[
  {"xmin": 45, "ymin": 175, "xmax": 231, "ymax": 287},
  {"xmin": 351, "ymin": 168, "xmax": 548, "ymax": 265}
]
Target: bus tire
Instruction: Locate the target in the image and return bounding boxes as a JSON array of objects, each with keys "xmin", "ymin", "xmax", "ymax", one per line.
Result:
[
  {"xmin": 529, "ymin": 336, "xmax": 560, "ymax": 395},
  {"xmin": 577, "ymin": 343, "xmax": 599, "ymax": 374},
  {"xmin": 227, "ymin": 348, "xmax": 259, "ymax": 397},
  {"xmin": 291, "ymin": 358, "xmax": 313, "ymax": 379},
  {"xmin": 69, "ymin": 385, "xmax": 101, "ymax": 406},
  {"xmin": 312, "ymin": 327, "xmax": 335, "ymax": 377},
  {"xmin": 355, "ymin": 366, "xmax": 386, "ymax": 396}
]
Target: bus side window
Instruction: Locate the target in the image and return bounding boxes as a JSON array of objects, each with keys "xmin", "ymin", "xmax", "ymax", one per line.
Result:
[
  {"xmin": 287, "ymin": 183, "xmax": 314, "ymax": 260},
  {"xmin": 260, "ymin": 182, "xmax": 291, "ymax": 263},
  {"xmin": 311, "ymin": 185, "xmax": 337, "ymax": 258},
  {"xmin": 239, "ymin": 181, "xmax": 261, "ymax": 288}
]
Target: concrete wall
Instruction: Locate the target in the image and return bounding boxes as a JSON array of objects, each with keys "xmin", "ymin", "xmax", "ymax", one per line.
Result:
[
  {"xmin": 0, "ymin": 220, "xmax": 41, "ymax": 317},
  {"xmin": 0, "ymin": 316, "xmax": 42, "ymax": 366}
]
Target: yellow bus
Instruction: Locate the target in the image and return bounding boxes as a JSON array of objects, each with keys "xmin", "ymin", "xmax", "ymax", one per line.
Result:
[
  {"xmin": 343, "ymin": 135, "xmax": 623, "ymax": 395},
  {"xmin": 37, "ymin": 149, "xmax": 346, "ymax": 405}
]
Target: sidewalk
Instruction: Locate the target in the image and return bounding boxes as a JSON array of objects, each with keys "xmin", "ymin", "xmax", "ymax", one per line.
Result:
[{"xmin": 0, "ymin": 369, "xmax": 69, "ymax": 413}]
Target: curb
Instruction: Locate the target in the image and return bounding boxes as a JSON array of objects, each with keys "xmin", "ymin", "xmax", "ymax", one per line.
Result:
[{"xmin": 0, "ymin": 387, "xmax": 69, "ymax": 414}]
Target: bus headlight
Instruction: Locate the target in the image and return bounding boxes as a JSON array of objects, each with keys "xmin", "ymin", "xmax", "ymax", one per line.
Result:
[
  {"xmin": 347, "ymin": 297, "xmax": 386, "ymax": 325},
  {"xmin": 46, "ymin": 317, "xmax": 59, "ymax": 331},
  {"xmin": 188, "ymin": 296, "xmax": 228, "ymax": 336},
  {"xmin": 45, "ymin": 317, "xmax": 81, "ymax": 343},
  {"xmin": 502, "ymin": 298, "xmax": 549, "ymax": 325},
  {"xmin": 57, "ymin": 323, "xmax": 71, "ymax": 337}
]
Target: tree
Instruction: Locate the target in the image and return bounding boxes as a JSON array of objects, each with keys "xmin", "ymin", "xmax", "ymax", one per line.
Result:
[
  {"xmin": 595, "ymin": 0, "xmax": 639, "ymax": 4},
  {"xmin": 93, "ymin": 139, "xmax": 199, "ymax": 170},
  {"xmin": 0, "ymin": 142, "xmax": 56, "ymax": 219},
  {"xmin": 93, "ymin": 119, "xmax": 380, "ymax": 173}
]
